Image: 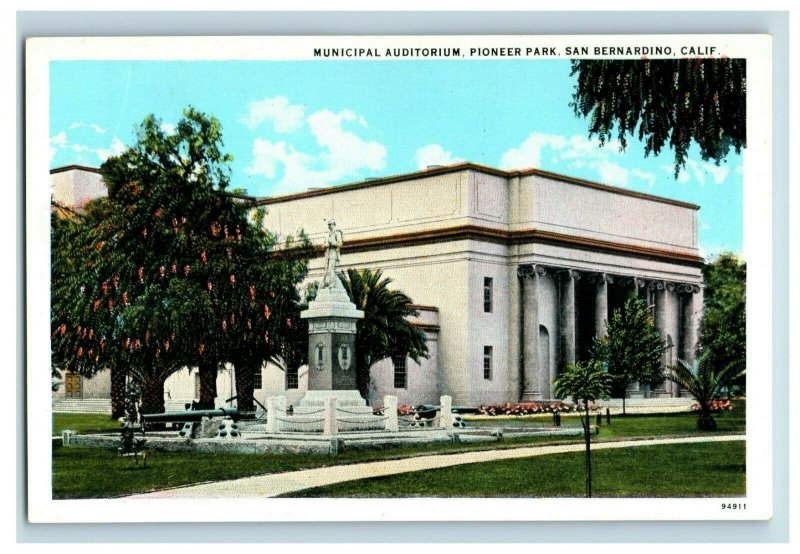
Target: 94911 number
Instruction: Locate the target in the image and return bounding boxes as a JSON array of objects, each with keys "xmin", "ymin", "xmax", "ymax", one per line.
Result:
[{"xmin": 721, "ymin": 503, "xmax": 746, "ymax": 510}]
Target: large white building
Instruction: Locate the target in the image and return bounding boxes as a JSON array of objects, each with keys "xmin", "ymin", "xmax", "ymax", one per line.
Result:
[{"xmin": 51, "ymin": 162, "xmax": 703, "ymax": 411}]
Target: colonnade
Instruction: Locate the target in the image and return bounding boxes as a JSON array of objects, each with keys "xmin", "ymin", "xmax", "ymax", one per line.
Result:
[{"xmin": 517, "ymin": 263, "xmax": 701, "ymax": 401}]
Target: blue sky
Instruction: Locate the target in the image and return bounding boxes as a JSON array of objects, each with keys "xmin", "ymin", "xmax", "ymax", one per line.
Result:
[{"xmin": 49, "ymin": 60, "xmax": 742, "ymax": 256}]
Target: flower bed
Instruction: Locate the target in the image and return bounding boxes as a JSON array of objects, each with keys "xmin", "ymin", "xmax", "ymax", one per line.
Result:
[
  {"xmin": 477, "ymin": 402, "xmax": 589, "ymax": 416},
  {"xmin": 693, "ymin": 399, "xmax": 734, "ymax": 412}
]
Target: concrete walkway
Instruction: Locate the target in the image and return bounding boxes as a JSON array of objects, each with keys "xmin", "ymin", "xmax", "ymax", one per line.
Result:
[{"xmin": 130, "ymin": 434, "xmax": 745, "ymax": 499}]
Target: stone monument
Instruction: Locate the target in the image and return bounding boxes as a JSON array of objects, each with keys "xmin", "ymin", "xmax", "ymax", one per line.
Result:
[
  {"xmin": 300, "ymin": 220, "xmax": 364, "ymax": 390},
  {"xmin": 287, "ymin": 221, "xmax": 381, "ymax": 432}
]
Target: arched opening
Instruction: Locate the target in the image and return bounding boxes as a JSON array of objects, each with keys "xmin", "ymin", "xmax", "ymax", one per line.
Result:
[{"xmin": 539, "ymin": 325, "xmax": 551, "ymax": 398}]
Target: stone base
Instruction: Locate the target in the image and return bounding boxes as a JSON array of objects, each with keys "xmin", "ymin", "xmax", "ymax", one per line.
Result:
[{"xmin": 282, "ymin": 390, "xmax": 385, "ymax": 432}]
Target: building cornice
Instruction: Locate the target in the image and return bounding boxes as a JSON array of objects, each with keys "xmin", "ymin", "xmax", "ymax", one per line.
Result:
[
  {"xmin": 255, "ymin": 162, "xmax": 700, "ymax": 211},
  {"xmin": 334, "ymin": 225, "xmax": 704, "ymax": 267},
  {"xmin": 50, "ymin": 165, "xmax": 103, "ymax": 175}
]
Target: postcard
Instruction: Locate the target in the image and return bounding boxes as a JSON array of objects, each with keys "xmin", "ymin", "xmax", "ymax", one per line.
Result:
[{"xmin": 26, "ymin": 34, "xmax": 772, "ymax": 523}]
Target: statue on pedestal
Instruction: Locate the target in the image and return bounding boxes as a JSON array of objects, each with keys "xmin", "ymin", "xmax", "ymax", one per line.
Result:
[{"xmin": 322, "ymin": 220, "xmax": 344, "ymax": 289}]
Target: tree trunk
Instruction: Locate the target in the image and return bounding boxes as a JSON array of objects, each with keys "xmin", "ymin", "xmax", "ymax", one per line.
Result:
[
  {"xmin": 356, "ymin": 360, "xmax": 370, "ymax": 400},
  {"xmin": 140, "ymin": 374, "xmax": 165, "ymax": 416},
  {"xmin": 197, "ymin": 358, "xmax": 218, "ymax": 409},
  {"xmin": 584, "ymin": 402, "xmax": 593, "ymax": 498},
  {"xmin": 110, "ymin": 365, "xmax": 127, "ymax": 420},
  {"xmin": 234, "ymin": 360, "xmax": 256, "ymax": 413}
]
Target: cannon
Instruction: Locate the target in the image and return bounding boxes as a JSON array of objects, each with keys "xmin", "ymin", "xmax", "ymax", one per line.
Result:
[{"xmin": 141, "ymin": 407, "xmax": 241, "ymax": 424}]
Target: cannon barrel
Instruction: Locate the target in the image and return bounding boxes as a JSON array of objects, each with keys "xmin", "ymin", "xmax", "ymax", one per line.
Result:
[{"xmin": 141, "ymin": 407, "xmax": 240, "ymax": 423}]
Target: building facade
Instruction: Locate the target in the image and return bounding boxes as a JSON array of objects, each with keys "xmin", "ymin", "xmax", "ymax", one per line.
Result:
[{"xmin": 51, "ymin": 163, "xmax": 703, "ymax": 411}]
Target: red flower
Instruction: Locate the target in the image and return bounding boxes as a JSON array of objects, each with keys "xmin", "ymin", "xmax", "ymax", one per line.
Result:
[
  {"xmin": 263, "ymin": 305, "xmax": 271, "ymax": 319},
  {"xmin": 286, "ymin": 318, "xmax": 292, "ymax": 329},
  {"xmin": 200, "ymin": 250, "xmax": 207, "ymax": 263},
  {"xmin": 154, "ymin": 208, "xmax": 163, "ymax": 219},
  {"xmin": 122, "ymin": 291, "xmax": 129, "ymax": 305},
  {"xmin": 198, "ymin": 343, "xmax": 205, "ymax": 354},
  {"xmin": 137, "ymin": 267, "xmax": 144, "ymax": 283},
  {"xmin": 170, "ymin": 263, "xmax": 177, "ymax": 274},
  {"xmin": 249, "ymin": 286, "xmax": 256, "ymax": 301},
  {"xmin": 229, "ymin": 274, "xmax": 236, "ymax": 285},
  {"xmin": 207, "ymin": 281, "xmax": 213, "ymax": 291},
  {"xmin": 183, "ymin": 265, "xmax": 190, "ymax": 276},
  {"xmin": 159, "ymin": 266, "xmax": 166, "ymax": 278},
  {"xmin": 221, "ymin": 319, "xmax": 227, "ymax": 331}
]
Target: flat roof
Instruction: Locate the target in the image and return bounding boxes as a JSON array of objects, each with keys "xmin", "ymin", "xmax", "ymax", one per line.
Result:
[
  {"xmin": 256, "ymin": 162, "xmax": 701, "ymax": 211},
  {"xmin": 50, "ymin": 162, "xmax": 700, "ymax": 211}
]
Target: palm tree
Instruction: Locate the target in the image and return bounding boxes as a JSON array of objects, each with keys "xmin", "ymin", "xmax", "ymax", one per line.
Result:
[
  {"xmin": 667, "ymin": 355, "xmax": 745, "ymax": 431},
  {"xmin": 340, "ymin": 269, "xmax": 429, "ymax": 400},
  {"xmin": 553, "ymin": 360, "xmax": 613, "ymax": 498}
]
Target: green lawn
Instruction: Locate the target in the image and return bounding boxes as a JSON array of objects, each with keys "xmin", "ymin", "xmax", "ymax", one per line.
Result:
[
  {"xmin": 286, "ymin": 440, "xmax": 746, "ymax": 498},
  {"xmin": 52, "ymin": 402, "xmax": 745, "ymax": 498},
  {"xmin": 53, "ymin": 413, "xmax": 122, "ymax": 435}
]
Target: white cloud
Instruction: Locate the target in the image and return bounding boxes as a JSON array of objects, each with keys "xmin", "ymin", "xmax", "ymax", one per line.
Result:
[
  {"xmin": 240, "ymin": 96, "xmax": 306, "ymax": 133},
  {"xmin": 500, "ymin": 131, "xmax": 654, "ymax": 189},
  {"xmin": 49, "ymin": 131, "xmax": 67, "ymax": 162},
  {"xmin": 499, "ymin": 132, "xmax": 567, "ymax": 169},
  {"xmin": 661, "ymin": 159, "xmax": 730, "ymax": 185},
  {"xmin": 68, "ymin": 122, "xmax": 107, "ymax": 134},
  {"xmin": 95, "ymin": 138, "xmax": 126, "ymax": 161},
  {"xmin": 414, "ymin": 144, "xmax": 464, "ymax": 169},
  {"xmin": 160, "ymin": 122, "xmax": 176, "ymax": 134},
  {"xmin": 244, "ymin": 107, "xmax": 387, "ymax": 194}
]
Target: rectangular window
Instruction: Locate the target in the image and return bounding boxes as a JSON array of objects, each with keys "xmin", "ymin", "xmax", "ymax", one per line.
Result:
[
  {"xmin": 483, "ymin": 277, "xmax": 493, "ymax": 313},
  {"xmin": 286, "ymin": 367, "xmax": 298, "ymax": 389},
  {"xmin": 194, "ymin": 372, "xmax": 201, "ymax": 399},
  {"xmin": 483, "ymin": 346, "xmax": 493, "ymax": 380},
  {"xmin": 253, "ymin": 368, "xmax": 263, "ymax": 390},
  {"xmin": 392, "ymin": 355, "xmax": 407, "ymax": 389}
]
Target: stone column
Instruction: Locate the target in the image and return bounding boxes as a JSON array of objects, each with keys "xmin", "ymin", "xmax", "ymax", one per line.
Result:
[
  {"xmin": 384, "ymin": 395, "xmax": 399, "ymax": 432},
  {"xmin": 649, "ymin": 281, "xmax": 667, "ymax": 396},
  {"xmin": 518, "ymin": 265, "xmax": 541, "ymax": 401},
  {"xmin": 439, "ymin": 395, "xmax": 453, "ymax": 429},
  {"xmin": 562, "ymin": 270, "xmax": 579, "ymax": 368},
  {"xmin": 323, "ymin": 397, "xmax": 338, "ymax": 435},
  {"xmin": 594, "ymin": 273, "xmax": 611, "ymax": 338}
]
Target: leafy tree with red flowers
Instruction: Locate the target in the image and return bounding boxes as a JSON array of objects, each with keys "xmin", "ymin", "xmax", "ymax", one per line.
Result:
[{"xmin": 51, "ymin": 108, "xmax": 310, "ymax": 416}]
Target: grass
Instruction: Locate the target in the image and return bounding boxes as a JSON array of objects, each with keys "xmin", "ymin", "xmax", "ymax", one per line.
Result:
[
  {"xmin": 52, "ymin": 402, "xmax": 745, "ymax": 498},
  {"xmin": 286, "ymin": 440, "xmax": 746, "ymax": 498},
  {"xmin": 53, "ymin": 412, "xmax": 122, "ymax": 435}
]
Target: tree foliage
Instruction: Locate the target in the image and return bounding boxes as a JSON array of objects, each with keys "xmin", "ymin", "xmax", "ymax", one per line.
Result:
[
  {"xmin": 592, "ymin": 297, "xmax": 667, "ymax": 413},
  {"xmin": 553, "ymin": 360, "xmax": 613, "ymax": 498},
  {"xmin": 699, "ymin": 252, "xmax": 746, "ymax": 392},
  {"xmin": 339, "ymin": 269, "xmax": 429, "ymax": 400},
  {"xmin": 51, "ymin": 108, "xmax": 309, "ymax": 415},
  {"xmin": 667, "ymin": 355, "xmax": 745, "ymax": 430},
  {"xmin": 570, "ymin": 59, "xmax": 746, "ymax": 176}
]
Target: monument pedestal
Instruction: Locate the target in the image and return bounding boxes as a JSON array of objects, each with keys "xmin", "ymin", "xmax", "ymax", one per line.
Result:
[{"xmin": 301, "ymin": 285, "xmax": 364, "ymax": 391}]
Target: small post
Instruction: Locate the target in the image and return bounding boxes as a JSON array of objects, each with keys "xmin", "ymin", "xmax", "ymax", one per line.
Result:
[
  {"xmin": 324, "ymin": 397, "xmax": 338, "ymax": 435},
  {"xmin": 61, "ymin": 430, "xmax": 74, "ymax": 446},
  {"xmin": 595, "ymin": 412, "xmax": 602, "ymax": 426},
  {"xmin": 439, "ymin": 395, "xmax": 453, "ymax": 429},
  {"xmin": 554, "ymin": 412, "xmax": 561, "ymax": 427},
  {"xmin": 384, "ymin": 395, "xmax": 399, "ymax": 432},
  {"xmin": 266, "ymin": 396, "xmax": 285, "ymax": 433},
  {"xmin": 606, "ymin": 407, "xmax": 611, "ymax": 425}
]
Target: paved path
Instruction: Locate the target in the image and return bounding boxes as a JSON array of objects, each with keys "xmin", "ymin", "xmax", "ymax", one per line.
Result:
[{"xmin": 130, "ymin": 434, "xmax": 745, "ymax": 499}]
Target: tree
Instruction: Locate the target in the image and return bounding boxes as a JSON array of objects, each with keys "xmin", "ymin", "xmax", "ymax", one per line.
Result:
[
  {"xmin": 553, "ymin": 360, "xmax": 613, "ymax": 498},
  {"xmin": 51, "ymin": 108, "xmax": 305, "ymax": 416},
  {"xmin": 570, "ymin": 59, "xmax": 746, "ymax": 177},
  {"xmin": 592, "ymin": 297, "xmax": 667, "ymax": 415},
  {"xmin": 667, "ymin": 355, "xmax": 745, "ymax": 430},
  {"xmin": 51, "ymin": 203, "xmax": 127, "ymax": 419},
  {"xmin": 225, "ymin": 231, "xmax": 312, "ymax": 413},
  {"xmin": 699, "ymin": 252, "xmax": 746, "ymax": 394},
  {"xmin": 339, "ymin": 269, "xmax": 429, "ymax": 400}
]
